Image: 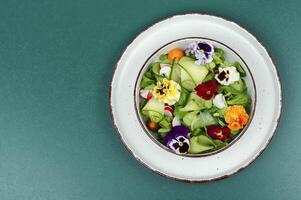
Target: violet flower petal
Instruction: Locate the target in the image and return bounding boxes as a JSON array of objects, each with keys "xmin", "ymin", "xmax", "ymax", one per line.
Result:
[
  {"xmin": 170, "ymin": 125, "xmax": 189, "ymax": 136},
  {"xmin": 198, "ymin": 42, "xmax": 214, "ymax": 54},
  {"xmin": 167, "ymin": 139, "xmax": 179, "ymax": 151}
]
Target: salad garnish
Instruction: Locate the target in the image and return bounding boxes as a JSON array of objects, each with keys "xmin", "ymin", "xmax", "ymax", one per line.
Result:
[
  {"xmin": 164, "ymin": 126, "xmax": 190, "ymax": 154},
  {"xmin": 152, "ymin": 79, "xmax": 181, "ymax": 105},
  {"xmin": 215, "ymin": 66, "xmax": 240, "ymax": 85},
  {"xmin": 225, "ymin": 105, "xmax": 249, "ymax": 131},
  {"xmin": 139, "ymin": 41, "xmax": 251, "ymax": 155},
  {"xmin": 195, "ymin": 80, "xmax": 218, "ymax": 100},
  {"xmin": 185, "ymin": 41, "xmax": 214, "ymax": 64}
]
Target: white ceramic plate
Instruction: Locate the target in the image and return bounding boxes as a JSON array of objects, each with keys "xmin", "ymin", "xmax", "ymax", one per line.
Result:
[{"xmin": 110, "ymin": 14, "xmax": 282, "ymax": 182}]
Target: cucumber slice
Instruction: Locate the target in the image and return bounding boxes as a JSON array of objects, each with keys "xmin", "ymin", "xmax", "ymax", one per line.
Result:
[
  {"xmin": 148, "ymin": 111, "xmax": 163, "ymax": 123},
  {"xmin": 189, "ymin": 135, "xmax": 216, "ymax": 154},
  {"xmin": 170, "ymin": 63, "xmax": 181, "ymax": 83},
  {"xmin": 178, "ymin": 57, "xmax": 209, "ymax": 84},
  {"xmin": 176, "ymin": 88, "xmax": 189, "ymax": 106},
  {"xmin": 187, "ymin": 92, "xmax": 212, "ymax": 110},
  {"xmin": 158, "ymin": 128, "xmax": 170, "ymax": 133},
  {"xmin": 180, "ymin": 68, "xmax": 195, "ymax": 91},
  {"xmin": 179, "ymin": 100, "xmax": 200, "ymax": 112},
  {"xmin": 142, "ymin": 98, "xmax": 164, "ymax": 123},
  {"xmin": 151, "ymin": 62, "xmax": 161, "ymax": 75},
  {"xmin": 183, "ymin": 111, "xmax": 198, "ymax": 127},
  {"xmin": 191, "ymin": 111, "xmax": 217, "ymax": 129}
]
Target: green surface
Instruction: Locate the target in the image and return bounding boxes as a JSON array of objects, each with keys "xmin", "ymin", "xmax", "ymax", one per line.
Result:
[{"xmin": 0, "ymin": 0, "xmax": 299, "ymax": 199}]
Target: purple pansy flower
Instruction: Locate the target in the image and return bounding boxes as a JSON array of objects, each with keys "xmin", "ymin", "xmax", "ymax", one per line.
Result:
[
  {"xmin": 164, "ymin": 125, "xmax": 190, "ymax": 154},
  {"xmin": 185, "ymin": 41, "xmax": 214, "ymax": 65}
]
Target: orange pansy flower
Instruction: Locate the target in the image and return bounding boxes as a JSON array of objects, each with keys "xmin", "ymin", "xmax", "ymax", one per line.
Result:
[{"xmin": 225, "ymin": 105, "xmax": 249, "ymax": 131}]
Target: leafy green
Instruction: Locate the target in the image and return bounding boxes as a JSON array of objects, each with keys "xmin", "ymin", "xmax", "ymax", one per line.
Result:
[
  {"xmin": 191, "ymin": 128, "xmax": 206, "ymax": 137},
  {"xmin": 144, "ymin": 70, "xmax": 154, "ymax": 79},
  {"xmin": 231, "ymin": 130, "xmax": 240, "ymax": 136},
  {"xmin": 143, "ymin": 84, "xmax": 155, "ymax": 90},
  {"xmin": 216, "ymin": 107, "xmax": 227, "ymax": 117},
  {"xmin": 159, "ymin": 116, "xmax": 172, "ymax": 129},
  {"xmin": 159, "ymin": 54, "xmax": 168, "ymax": 61},
  {"xmin": 230, "ymin": 79, "xmax": 246, "ymax": 92},
  {"xmin": 158, "ymin": 128, "xmax": 170, "ymax": 134},
  {"xmin": 158, "ymin": 129, "xmax": 169, "ymax": 139},
  {"xmin": 214, "ymin": 48, "xmax": 225, "ymax": 58},
  {"xmin": 213, "ymin": 140, "xmax": 227, "ymax": 150},
  {"xmin": 141, "ymin": 76, "xmax": 156, "ymax": 89},
  {"xmin": 154, "ymin": 74, "xmax": 164, "ymax": 82},
  {"xmin": 219, "ymin": 85, "xmax": 242, "ymax": 95},
  {"xmin": 227, "ymin": 93, "xmax": 249, "ymax": 107},
  {"xmin": 216, "ymin": 117, "xmax": 226, "ymax": 126},
  {"xmin": 232, "ymin": 61, "xmax": 246, "ymax": 77},
  {"xmin": 212, "ymin": 48, "xmax": 225, "ymax": 65},
  {"xmin": 173, "ymin": 106, "xmax": 188, "ymax": 119},
  {"xmin": 203, "ymin": 72, "xmax": 215, "ymax": 82}
]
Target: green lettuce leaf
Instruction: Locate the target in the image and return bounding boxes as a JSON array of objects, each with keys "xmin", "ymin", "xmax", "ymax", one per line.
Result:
[
  {"xmin": 141, "ymin": 76, "xmax": 156, "ymax": 89},
  {"xmin": 227, "ymin": 93, "xmax": 249, "ymax": 107}
]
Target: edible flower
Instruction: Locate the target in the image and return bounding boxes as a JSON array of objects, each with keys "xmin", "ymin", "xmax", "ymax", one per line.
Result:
[
  {"xmin": 224, "ymin": 105, "xmax": 249, "ymax": 131},
  {"xmin": 213, "ymin": 93, "xmax": 227, "ymax": 109},
  {"xmin": 164, "ymin": 126, "xmax": 190, "ymax": 154},
  {"xmin": 215, "ymin": 67, "xmax": 240, "ymax": 85},
  {"xmin": 207, "ymin": 125, "xmax": 231, "ymax": 141},
  {"xmin": 153, "ymin": 79, "xmax": 181, "ymax": 105},
  {"xmin": 185, "ymin": 41, "xmax": 214, "ymax": 64},
  {"xmin": 195, "ymin": 80, "xmax": 218, "ymax": 100}
]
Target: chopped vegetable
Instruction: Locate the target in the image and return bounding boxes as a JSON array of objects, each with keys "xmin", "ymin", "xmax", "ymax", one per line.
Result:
[
  {"xmin": 147, "ymin": 120, "xmax": 160, "ymax": 131},
  {"xmin": 167, "ymin": 48, "xmax": 184, "ymax": 61},
  {"xmin": 139, "ymin": 41, "xmax": 252, "ymax": 155},
  {"xmin": 189, "ymin": 135, "xmax": 216, "ymax": 153}
]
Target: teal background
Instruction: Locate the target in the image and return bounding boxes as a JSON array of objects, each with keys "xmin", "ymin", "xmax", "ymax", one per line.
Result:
[{"xmin": 0, "ymin": 0, "xmax": 299, "ymax": 199}]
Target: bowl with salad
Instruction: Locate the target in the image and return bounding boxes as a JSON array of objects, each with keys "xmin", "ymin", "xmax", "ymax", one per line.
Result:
[
  {"xmin": 135, "ymin": 38, "xmax": 255, "ymax": 156},
  {"xmin": 111, "ymin": 14, "xmax": 281, "ymax": 182}
]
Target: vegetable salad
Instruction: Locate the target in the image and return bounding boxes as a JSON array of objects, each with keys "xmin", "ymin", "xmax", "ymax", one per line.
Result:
[{"xmin": 139, "ymin": 41, "xmax": 251, "ymax": 155}]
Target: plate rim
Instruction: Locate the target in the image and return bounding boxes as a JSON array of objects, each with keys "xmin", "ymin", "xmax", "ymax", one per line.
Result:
[{"xmin": 109, "ymin": 13, "xmax": 283, "ymax": 182}]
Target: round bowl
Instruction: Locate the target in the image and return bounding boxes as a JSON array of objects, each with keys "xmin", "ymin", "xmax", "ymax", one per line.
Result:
[
  {"xmin": 110, "ymin": 14, "xmax": 282, "ymax": 182},
  {"xmin": 134, "ymin": 37, "xmax": 256, "ymax": 157}
]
